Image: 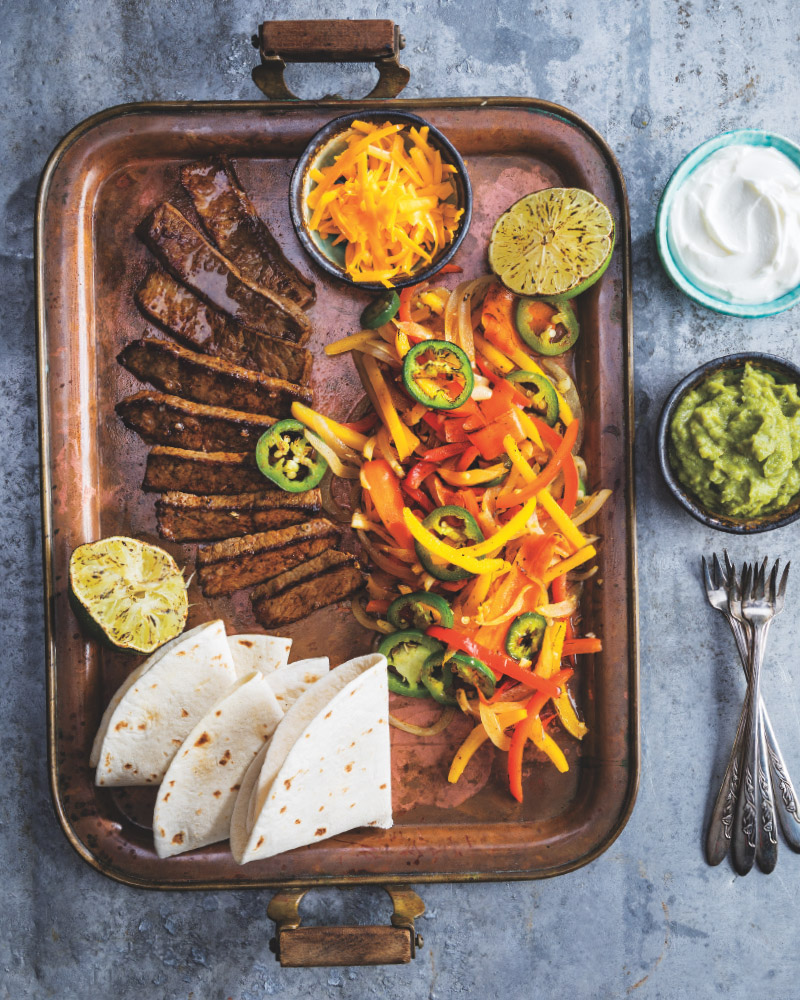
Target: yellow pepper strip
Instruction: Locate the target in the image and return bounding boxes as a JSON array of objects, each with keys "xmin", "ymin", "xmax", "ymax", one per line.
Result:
[
  {"xmin": 448, "ymin": 724, "xmax": 490, "ymax": 783},
  {"xmin": 304, "ymin": 430, "xmax": 361, "ymax": 479},
  {"xmin": 403, "ymin": 401, "xmax": 429, "ymax": 426},
  {"xmin": 479, "ymin": 703, "xmax": 529, "ymax": 751},
  {"xmin": 461, "ymin": 568, "xmax": 495, "ymax": 617},
  {"xmin": 473, "ymin": 332, "xmax": 516, "ymax": 374},
  {"xmin": 395, "ymin": 327, "xmax": 411, "ymax": 359},
  {"xmin": 402, "ymin": 508, "xmax": 508, "ymax": 576},
  {"xmin": 504, "ymin": 435, "xmax": 537, "ymax": 484},
  {"xmin": 291, "ymin": 402, "xmax": 367, "ymax": 453},
  {"xmin": 420, "ymin": 291, "xmax": 446, "ymax": 315},
  {"xmin": 354, "ymin": 353, "xmax": 420, "ymax": 461},
  {"xmin": 362, "ymin": 434, "xmax": 377, "ymax": 460},
  {"xmin": 536, "ymin": 488, "xmax": 586, "ymax": 551},
  {"xmin": 512, "ymin": 407, "xmax": 545, "ymax": 451},
  {"xmin": 543, "ymin": 545, "xmax": 597, "ymax": 584},
  {"xmin": 534, "ymin": 620, "xmax": 587, "ymax": 741},
  {"xmin": 534, "ymin": 622, "xmax": 558, "ymax": 678},
  {"xmin": 376, "ymin": 425, "xmax": 405, "ymax": 478},
  {"xmin": 325, "ymin": 330, "xmax": 380, "ymax": 356},
  {"xmin": 530, "ymin": 718, "xmax": 569, "ymax": 770},
  {"xmin": 460, "ymin": 496, "xmax": 538, "ymax": 558},
  {"xmin": 476, "ymin": 331, "xmax": 573, "ymax": 426},
  {"xmin": 439, "ymin": 464, "xmax": 508, "ymax": 487}
]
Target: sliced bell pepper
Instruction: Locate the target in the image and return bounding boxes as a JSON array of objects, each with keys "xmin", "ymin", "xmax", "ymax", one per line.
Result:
[
  {"xmin": 422, "ymin": 442, "xmax": 469, "ymax": 462},
  {"xmin": 469, "ymin": 409, "xmax": 527, "ymax": 460},
  {"xmin": 543, "ymin": 545, "xmax": 596, "ymax": 582},
  {"xmin": 459, "ymin": 487, "xmax": 481, "ymax": 521},
  {"xmin": 481, "ymin": 282, "xmax": 527, "ymax": 358},
  {"xmin": 460, "ymin": 495, "xmax": 538, "ymax": 558},
  {"xmin": 515, "ymin": 533, "xmax": 558, "ymax": 581},
  {"xmin": 507, "ymin": 669, "xmax": 574, "ymax": 802},
  {"xmin": 400, "ymin": 481, "xmax": 435, "ymax": 514},
  {"xmin": 496, "ymin": 418, "xmax": 579, "ymax": 510},
  {"xmin": 448, "ymin": 723, "xmax": 491, "ymax": 783},
  {"xmin": 354, "ymin": 352, "xmax": 420, "ymax": 461},
  {"xmin": 404, "ymin": 460, "xmax": 437, "ymax": 490},
  {"xmin": 362, "ymin": 459, "xmax": 415, "ymax": 550},
  {"xmin": 562, "ymin": 637, "xmax": 603, "ymax": 655},
  {"xmin": 535, "ymin": 621, "xmax": 588, "ymax": 741},
  {"xmin": 342, "ymin": 412, "xmax": 379, "ymax": 433},
  {"xmin": 456, "ymin": 445, "xmax": 480, "ymax": 471}
]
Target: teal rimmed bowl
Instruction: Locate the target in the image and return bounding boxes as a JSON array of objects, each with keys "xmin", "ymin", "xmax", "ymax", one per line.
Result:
[{"xmin": 655, "ymin": 129, "xmax": 800, "ymax": 318}]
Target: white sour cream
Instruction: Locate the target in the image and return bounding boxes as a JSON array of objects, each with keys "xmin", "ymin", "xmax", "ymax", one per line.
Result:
[{"xmin": 668, "ymin": 144, "xmax": 800, "ymax": 303}]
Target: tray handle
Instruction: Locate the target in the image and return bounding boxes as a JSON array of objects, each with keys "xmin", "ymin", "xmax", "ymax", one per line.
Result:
[
  {"xmin": 267, "ymin": 885, "xmax": 425, "ymax": 967},
  {"xmin": 252, "ymin": 19, "xmax": 410, "ymax": 101}
]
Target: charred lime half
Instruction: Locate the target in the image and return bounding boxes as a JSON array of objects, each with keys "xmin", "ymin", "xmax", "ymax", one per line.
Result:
[{"xmin": 488, "ymin": 187, "xmax": 615, "ymax": 299}]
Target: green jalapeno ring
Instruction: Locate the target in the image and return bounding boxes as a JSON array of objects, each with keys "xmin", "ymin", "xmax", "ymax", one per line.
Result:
[
  {"xmin": 413, "ymin": 504, "xmax": 485, "ymax": 582},
  {"xmin": 255, "ymin": 419, "xmax": 328, "ymax": 492},
  {"xmin": 507, "ymin": 370, "xmax": 559, "ymax": 426},
  {"xmin": 360, "ymin": 290, "xmax": 401, "ymax": 330},
  {"xmin": 515, "ymin": 296, "xmax": 580, "ymax": 356},
  {"xmin": 422, "ymin": 650, "xmax": 497, "ymax": 702},
  {"xmin": 387, "ymin": 591, "xmax": 454, "ymax": 631},
  {"xmin": 420, "ymin": 651, "xmax": 458, "ymax": 705},
  {"xmin": 505, "ymin": 612, "xmax": 548, "ymax": 661},
  {"xmin": 378, "ymin": 629, "xmax": 444, "ymax": 699},
  {"xmin": 402, "ymin": 339, "xmax": 475, "ymax": 410}
]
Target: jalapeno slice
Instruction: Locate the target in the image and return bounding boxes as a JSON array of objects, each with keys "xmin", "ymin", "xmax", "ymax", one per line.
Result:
[
  {"xmin": 422, "ymin": 650, "xmax": 496, "ymax": 702},
  {"xmin": 387, "ymin": 591, "xmax": 454, "ymax": 631},
  {"xmin": 505, "ymin": 612, "xmax": 548, "ymax": 661},
  {"xmin": 507, "ymin": 371, "xmax": 559, "ymax": 426},
  {"xmin": 420, "ymin": 651, "xmax": 458, "ymax": 704},
  {"xmin": 378, "ymin": 629, "xmax": 443, "ymax": 699},
  {"xmin": 402, "ymin": 340, "xmax": 475, "ymax": 410},
  {"xmin": 360, "ymin": 290, "xmax": 400, "ymax": 330},
  {"xmin": 255, "ymin": 419, "xmax": 328, "ymax": 492},
  {"xmin": 413, "ymin": 504, "xmax": 485, "ymax": 582},
  {"xmin": 449, "ymin": 652, "xmax": 497, "ymax": 699},
  {"xmin": 515, "ymin": 296, "xmax": 580, "ymax": 356}
]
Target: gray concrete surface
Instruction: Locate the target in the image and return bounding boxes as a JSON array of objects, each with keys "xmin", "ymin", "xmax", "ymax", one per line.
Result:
[{"xmin": 3, "ymin": 1, "xmax": 800, "ymax": 997}]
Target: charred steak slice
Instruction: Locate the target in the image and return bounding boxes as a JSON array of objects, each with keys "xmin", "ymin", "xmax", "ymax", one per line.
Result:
[
  {"xmin": 196, "ymin": 518, "xmax": 340, "ymax": 597},
  {"xmin": 117, "ymin": 391, "xmax": 276, "ymax": 452},
  {"xmin": 142, "ymin": 204, "xmax": 310, "ymax": 344},
  {"xmin": 118, "ymin": 337, "xmax": 312, "ymax": 417},
  {"xmin": 143, "ymin": 446, "xmax": 266, "ymax": 495},
  {"xmin": 136, "ymin": 270, "xmax": 312, "ymax": 385},
  {"xmin": 180, "ymin": 157, "xmax": 315, "ymax": 309},
  {"xmin": 251, "ymin": 552, "xmax": 365, "ymax": 628},
  {"xmin": 156, "ymin": 488, "xmax": 321, "ymax": 542}
]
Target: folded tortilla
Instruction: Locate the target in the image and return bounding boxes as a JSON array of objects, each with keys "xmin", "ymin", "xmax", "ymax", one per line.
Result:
[
  {"xmin": 229, "ymin": 633, "xmax": 292, "ymax": 678},
  {"xmin": 264, "ymin": 656, "xmax": 329, "ymax": 711},
  {"xmin": 95, "ymin": 619, "xmax": 237, "ymax": 786},
  {"xmin": 153, "ymin": 671, "xmax": 283, "ymax": 858},
  {"xmin": 233, "ymin": 652, "xmax": 392, "ymax": 864}
]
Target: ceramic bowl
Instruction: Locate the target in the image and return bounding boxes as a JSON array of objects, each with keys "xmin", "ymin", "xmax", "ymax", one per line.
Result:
[
  {"xmin": 656, "ymin": 352, "xmax": 800, "ymax": 533},
  {"xmin": 289, "ymin": 110, "xmax": 472, "ymax": 292},
  {"xmin": 655, "ymin": 129, "xmax": 800, "ymax": 318}
]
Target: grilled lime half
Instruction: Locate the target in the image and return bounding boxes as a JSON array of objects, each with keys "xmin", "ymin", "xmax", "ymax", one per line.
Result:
[
  {"xmin": 69, "ymin": 536, "xmax": 188, "ymax": 653},
  {"xmin": 488, "ymin": 187, "xmax": 615, "ymax": 299}
]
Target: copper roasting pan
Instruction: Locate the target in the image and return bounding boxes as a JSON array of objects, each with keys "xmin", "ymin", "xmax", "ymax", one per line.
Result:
[{"xmin": 37, "ymin": 20, "xmax": 638, "ymax": 966}]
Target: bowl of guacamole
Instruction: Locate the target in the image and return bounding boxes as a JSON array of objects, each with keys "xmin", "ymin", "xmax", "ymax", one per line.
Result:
[{"xmin": 657, "ymin": 354, "xmax": 800, "ymax": 533}]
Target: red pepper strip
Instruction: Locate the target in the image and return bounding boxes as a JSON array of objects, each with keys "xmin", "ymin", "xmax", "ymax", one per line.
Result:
[
  {"xmin": 481, "ymin": 283, "xmax": 528, "ymax": 358},
  {"xmin": 365, "ymin": 599, "xmax": 390, "ymax": 615},
  {"xmin": 475, "ymin": 360, "xmax": 530, "ymax": 411},
  {"xmin": 563, "ymin": 616, "xmax": 576, "ymax": 668},
  {"xmin": 459, "ymin": 488, "xmax": 481, "ymax": 521},
  {"xmin": 442, "ymin": 418, "xmax": 470, "ymax": 443},
  {"xmin": 398, "ymin": 285, "xmax": 415, "ymax": 323},
  {"xmin": 429, "ymin": 476, "xmax": 461, "ymax": 508},
  {"xmin": 496, "ymin": 417, "xmax": 579, "ymax": 510},
  {"xmin": 478, "ymin": 377, "xmax": 517, "ymax": 422},
  {"xmin": 469, "ymin": 408, "xmax": 527, "ymax": 460},
  {"xmin": 479, "ymin": 679, "xmax": 517, "ymax": 705},
  {"xmin": 462, "ymin": 409, "xmax": 488, "ymax": 432},
  {"xmin": 434, "ymin": 262, "xmax": 463, "ymax": 275},
  {"xmin": 562, "ymin": 637, "xmax": 603, "ymax": 655},
  {"xmin": 422, "ymin": 442, "xmax": 468, "ymax": 462},
  {"xmin": 456, "ymin": 445, "xmax": 479, "ymax": 472},
  {"xmin": 439, "ymin": 577, "xmax": 470, "ymax": 592},
  {"xmin": 404, "ymin": 460, "xmax": 437, "ymax": 490},
  {"xmin": 426, "ymin": 626, "xmax": 563, "ymax": 696},
  {"xmin": 422, "ymin": 411, "xmax": 446, "ymax": 436},
  {"xmin": 447, "ymin": 398, "xmax": 480, "ymax": 418},
  {"xmin": 361, "ymin": 459, "xmax": 415, "ymax": 550},
  {"xmin": 342, "ymin": 413, "xmax": 378, "ymax": 433},
  {"xmin": 560, "ymin": 453, "xmax": 579, "ymax": 515},
  {"xmin": 508, "ymin": 667, "xmax": 575, "ymax": 802},
  {"xmin": 515, "ymin": 534, "xmax": 558, "ymax": 585},
  {"xmin": 400, "ymin": 481, "xmax": 435, "ymax": 514},
  {"xmin": 551, "ymin": 574, "xmax": 568, "ymax": 604}
]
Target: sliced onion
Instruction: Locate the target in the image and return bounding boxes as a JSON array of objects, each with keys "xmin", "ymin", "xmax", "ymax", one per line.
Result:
[
  {"xmin": 305, "ymin": 430, "xmax": 361, "ymax": 479},
  {"xmin": 389, "ymin": 705, "xmax": 456, "ymax": 735},
  {"xmin": 477, "ymin": 589, "xmax": 531, "ymax": 627},
  {"xmin": 351, "ymin": 593, "xmax": 394, "ymax": 634},
  {"xmin": 456, "ymin": 688, "xmax": 480, "ymax": 717},
  {"xmin": 479, "ymin": 701, "xmax": 512, "ymax": 751},
  {"xmin": 356, "ymin": 529, "xmax": 418, "ymax": 583},
  {"xmin": 571, "ymin": 489, "xmax": 612, "ymax": 527},
  {"xmin": 539, "ymin": 358, "xmax": 583, "ymax": 451},
  {"xmin": 360, "ymin": 340, "xmax": 401, "ymax": 367},
  {"xmin": 537, "ymin": 598, "xmax": 579, "ymax": 620},
  {"xmin": 444, "ymin": 276, "xmax": 493, "ymax": 362},
  {"xmin": 320, "ymin": 469, "xmax": 357, "ymax": 523},
  {"xmin": 568, "ymin": 566, "xmax": 598, "ymax": 582}
]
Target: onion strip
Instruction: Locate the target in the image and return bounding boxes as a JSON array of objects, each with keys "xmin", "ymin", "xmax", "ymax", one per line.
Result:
[
  {"xmin": 571, "ymin": 489, "xmax": 612, "ymax": 527},
  {"xmin": 304, "ymin": 430, "xmax": 361, "ymax": 479},
  {"xmin": 390, "ymin": 705, "xmax": 456, "ymax": 735}
]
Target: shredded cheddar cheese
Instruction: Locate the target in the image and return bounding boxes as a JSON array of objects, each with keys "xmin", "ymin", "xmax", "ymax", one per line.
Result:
[{"xmin": 305, "ymin": 120, "xmax": 464, "ymax": 286}]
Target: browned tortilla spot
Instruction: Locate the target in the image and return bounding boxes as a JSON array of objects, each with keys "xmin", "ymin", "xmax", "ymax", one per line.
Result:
[
  {"xmin": 280, "ymin": 806, "xmax": 287, "ymax": 814},
  {"xmin": 159, "ymin": 828, "xmax": 165, "ymax": 837},
  {"xmin": 169, "ymin": 780, "xmax": 175, "ymax": 787},
  {"xmin": 345, "ymin": 763, "xmax": 353, "ymax": 773},
  {"xmin": 284, "ymin": 778, "xmax": 292, "ymax": 790},
  {"xmin": 257, "ymin": 836, "xmax": 264, "ymax": 848},
  {"xmin": 219, "ymin": 749, "xmax": 232, "ymax": 765},
  {"xmin": 163, "ymin": 793, "xmax": 170, "ymax": 802},
  {"xmin": 295, "ymin": 819, "xmax": 301, "ymax": 825},
  {"xmin": 172, "ymin": 832, "xmax": 184, "ymax": 845},
  {"xmin": 213, "ymin": 790, "xmax": 222, "ymax": 798},
  {"xmin": 181, "ymin": 708, "xmax": 189, "ymax": 718},
  {"xmin": 231, "ymin": 784, "xmax": 241, "ymax": 792},
  {"xmin": 138, "ymin": 723, "xmax": 147, "ymax": 730},
  {"xmin": 324, "ymin": 711, "xmax": 332, "ymax": 719},
  {"xmin": 123, "ymin": 763, "xmax": 133, "ymax": 770},
  {"xmin": 315, "ymin": 828, "xmax": 326, "ymax": 837},
  {"xmin": 239, "ymin": 640, "xmax": 254, "ymax": 648},
  {"xmin": 215, "ymin": 710, "xmax": 222, "ymax": 717},
  {"xmin": 115, "ymin": 721, "xmax": 128, "ymax": 730},
  {"xmin": 195, "ymin": 732, "xmax": 211, "ymax": 747},
  {"xmin": 177, "ymin": 650, "xmax": 186, "ymax": 656},
  {"xmin": 380, "ymin": 783, "xmax": 387, "ymax": 790}
]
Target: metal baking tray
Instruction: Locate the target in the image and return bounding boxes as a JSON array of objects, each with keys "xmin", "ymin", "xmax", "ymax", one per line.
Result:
[{"xmin": 37, "ymin": 22, "xmax": 638, "ymax": 906}]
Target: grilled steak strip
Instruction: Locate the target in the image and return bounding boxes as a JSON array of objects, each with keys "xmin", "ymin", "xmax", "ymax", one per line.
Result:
[
  {"xmin": 142, "ymin": 204, "xmax": 311, "ymax": 344},
  {"xmin": 118, "ymin": 337, "xmax": 312, "ymax": 418},
  {"xmin": 251, "ymin": 552, "xmax": 365, "ymax": 628},
  {"xmin": 196, "ymin": 518, "xmax": 340, "ymax": 597},
  {"xmin": 136, "ymin": 270, "xmax": 312, "ymax": 385},
  {"xmin": 180, "ymin": 157, "xmax": 315, "ymax": 309},
  {"xmin": 156, "ymin": 488, "xmax": 321, "ymax": 542},
  {"xmin": 143, "ymin": 446, "xmax": 266, "ymax": 495},
  {"xmin": 117, "ymin": 391, "xmax": 276, "ymax": 452}
]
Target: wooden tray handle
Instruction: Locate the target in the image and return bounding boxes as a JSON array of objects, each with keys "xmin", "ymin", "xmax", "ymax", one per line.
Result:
[
  {"xmin": 267, "ymin": 885, "xmax": 425, "ymax": 967},
  {"xmin": 252, "ymin": 19, "xmax": 410, "ymax": 100}
]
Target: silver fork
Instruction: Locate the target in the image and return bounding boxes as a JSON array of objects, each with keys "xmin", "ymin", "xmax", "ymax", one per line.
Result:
[
  {"xmin": 731, "ymin": 559, "xmax": 790, "ymax": 875},
  {"xmin": 704, "ymin": 554, "xmax": 800, "ymax": 864}
]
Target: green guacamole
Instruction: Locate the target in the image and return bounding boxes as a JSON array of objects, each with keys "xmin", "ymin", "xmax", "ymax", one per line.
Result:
[{"xmin": 669, "ymin": 362, "xmax": 800, "ymax": 519}]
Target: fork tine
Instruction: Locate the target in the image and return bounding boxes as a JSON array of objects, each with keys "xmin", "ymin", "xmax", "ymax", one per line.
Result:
[
  {"xmin": 701, "ymin": 555, "xmax": 713, "ymax": 595},
  {"xmin": 740, "ymin": 562, "xmax": 751, "ymax": 601},
  {"xmin": 780, "ymin": 562, "xmax": 791, "ymax": 598},
  {"xmin": 712, "ymin": 552, "xmax": 723, "ymax": 589},
  {"xmin": 768, "ymin": 559, "xmax": 780, "ymax": 603},
  {"xmin": 723, "ymin": 549, "xmax": 735, "ymax": 588}
]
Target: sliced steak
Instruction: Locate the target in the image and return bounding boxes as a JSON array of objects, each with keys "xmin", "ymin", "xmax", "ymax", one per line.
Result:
[
  {"xmin": 136, "ymin": 270, "xmax": 312, "ymax": 385},
  {"xmin": 251, "ymin": 552, "xmax": 364, "ymax": 628},
  {"xmin": 118, "ymin": 337, "xmax": 312, "ymax": 417},
  {"xmin": 143, "ymin": 446, "xmax": 266, "ymax": 495},
  {"xmin": 156, "ymin": 488, "xmax": 321, "ymax": 542},
  {"xmin": 142, "ymin": 204, "xmax": 311, "ymax": 344},
  {"xmin": 180, "ymin": 157, "xmax": 315, "ymax": 308},
  {"xmin": 196, "ymin": 519, "xmax": 340, "ymax": 597},
  {"xmin": 116, "ymin": 391, "xmax": 276, "ymax": 452}
]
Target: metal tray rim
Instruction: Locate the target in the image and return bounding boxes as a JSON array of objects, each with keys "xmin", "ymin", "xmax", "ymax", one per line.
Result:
[{"xmin": 37, "ymin": 95, "xmax": 639, "ymax": 890}]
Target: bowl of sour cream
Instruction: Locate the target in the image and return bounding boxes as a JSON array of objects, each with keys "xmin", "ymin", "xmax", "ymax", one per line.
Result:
[{"xmin": 656, "ymin": 129, "xmax": 800, "ymax": 317}]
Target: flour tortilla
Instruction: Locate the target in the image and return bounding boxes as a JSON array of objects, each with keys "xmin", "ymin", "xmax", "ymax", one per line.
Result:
[
  {"xmin": 95, "ymin": 619, "xmax": 237, "ymax": 786},
  {"xmin": 153, "ymin": 671, "xmax": 283, "ymax": 858},
  {"xmin": 229, "ymin": 634, "xmax": 292, "ymax": 678},
  {"xmin": 265, "ymin": 657, "xmax": 329, "ymax": 710},
  {"xmin": 234, "ymin": 653, "xmax": 392, "ymax": 864},
  {"xmin": 89, "ymin": 622, "xmax": 217, "ymax": 768},
  {"xmin": 229, "ymin": 740, "xmax": 268, "ymax": 862}
]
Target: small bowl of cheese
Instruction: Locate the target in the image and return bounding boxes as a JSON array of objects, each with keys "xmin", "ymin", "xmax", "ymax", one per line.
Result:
[{"xmin": 655, "ymin": 129, "xmax": 800, "ymax": 317}]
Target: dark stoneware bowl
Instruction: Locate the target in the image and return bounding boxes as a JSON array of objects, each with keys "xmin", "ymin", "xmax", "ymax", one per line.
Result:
[
  {"xmin": 656, "ymin": 352, "xmax": 800, "ymax": 534},
  {"xmin": 290, "ymin": 110, "xmax": 472, "ymax": 292}
]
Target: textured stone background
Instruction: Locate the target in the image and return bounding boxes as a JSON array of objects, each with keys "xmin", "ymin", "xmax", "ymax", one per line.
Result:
[{"xmin": 3, "ymin": 1, "xmax": 800, "ymax": 997}]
